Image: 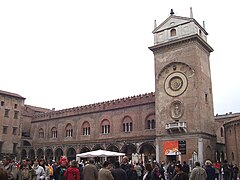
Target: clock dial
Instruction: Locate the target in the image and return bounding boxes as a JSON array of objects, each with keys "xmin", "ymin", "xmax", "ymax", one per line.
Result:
[{"xmin": 164, "ymin": 72, "xmax": 188, "ymax": 97}]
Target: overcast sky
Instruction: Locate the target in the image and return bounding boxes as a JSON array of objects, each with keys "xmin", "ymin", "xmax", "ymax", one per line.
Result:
[{"xmin": 0, "ymin": 0, "xmax": 239, "ymax": 115}]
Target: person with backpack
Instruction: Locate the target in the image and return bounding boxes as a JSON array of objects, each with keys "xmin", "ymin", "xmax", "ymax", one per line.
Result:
[{"xmin": 64, "ymin": 160, "xmax": 80, "ymax": 180}]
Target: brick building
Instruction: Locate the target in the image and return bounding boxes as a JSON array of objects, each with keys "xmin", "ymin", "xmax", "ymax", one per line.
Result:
[{"xmin": 0, "ymin": 10, "xmax": 239, "ymax": 167}]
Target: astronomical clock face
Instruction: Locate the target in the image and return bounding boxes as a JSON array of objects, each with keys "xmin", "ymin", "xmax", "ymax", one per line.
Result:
[{"xmin": 164, "ymin": 72, "xmax": 188, "ymax": 97}]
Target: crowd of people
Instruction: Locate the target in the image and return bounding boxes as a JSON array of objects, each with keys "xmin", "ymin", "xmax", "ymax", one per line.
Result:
[{"xmin": 0, "ymin": 155, "xmax": 239, "ymax": 180}]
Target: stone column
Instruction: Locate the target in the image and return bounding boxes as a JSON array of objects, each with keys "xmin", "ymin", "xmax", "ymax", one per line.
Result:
[
  {"xmin": 155, "ymin": 137, "xmax": 160, "ymax": 163},
  {"xmin": 198, "ymin": 138, "xmax": 203, "ymax": 165}
]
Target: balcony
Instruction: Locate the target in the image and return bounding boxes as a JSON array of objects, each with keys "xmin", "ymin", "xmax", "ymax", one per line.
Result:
[{"xmin": 165, "ymin": 122, "xmax": 187, "ymax": 133}]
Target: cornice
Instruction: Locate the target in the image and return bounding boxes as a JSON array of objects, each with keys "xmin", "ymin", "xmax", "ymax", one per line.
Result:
[{"xmin": 32, "ymin": 92, "xmax": 155, "ymax": 122}]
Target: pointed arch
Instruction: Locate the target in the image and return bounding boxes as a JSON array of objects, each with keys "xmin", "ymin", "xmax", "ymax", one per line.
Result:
[
  {"xmin": 39, "ymin": 128, "xmax": 44, "ymax": 138},
  {"xmin": 122, "ymin": 116, "xmax": 133, "ymax": 132},
  {"xmin": 145, "ymin": 113, "xmax": 155, "ymax": 130},
  {"xmin": 65, "ymin": 123, "xmax": 73, "ymax": 137},
  {"xmin": 67, "ymin": 147, "xmax": 76, "ymax": 161},
  {"xmin": 101, "ymin": 119, "xmax": 110, "ymax": 134},
  {"xmin": 37, "ymin": 148, "xmax": 44, "ymax": 159},
  {"xmin": 45, "ymin": 148, "xmax": 53, "ymax": 162},
  {"xmin": 55, "ymin": 148, "xmax": 63, "ymax": 162},
  {"xmin": 82, "ymin": 121, "xmax": 90, "ymax": 135}
]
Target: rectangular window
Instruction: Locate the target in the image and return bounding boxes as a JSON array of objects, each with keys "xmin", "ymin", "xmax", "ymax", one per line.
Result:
[
  {"xmin": 13, "ymin": 143, "xmax": 17, "ymax": 154},
  {"xmin": 4, "ymin": 109, "xmax": 10, "ymax": 117},
  {"xmin": 14, "ymin": 111, "xmax": 19, "ymax": 119},
  {"xmin": 14, "ymin": 104, "xmax": 18, "ymax": 109},
  {"xmin": 1, "ymin": 101, "xmax": 4, "ymax": 106},
  {"xmin": 13, "ymin": 127, "xmax": 17, "ymax": 135},
  {"xmin": 3, "ymin": 126, "xmax": 8, "ymax": 134}
]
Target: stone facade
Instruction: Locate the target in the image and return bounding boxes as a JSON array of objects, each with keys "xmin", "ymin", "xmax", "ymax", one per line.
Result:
[
  {"xmin": 149, "ymin": 13, "xmax": 216, "ymax": 165},
  {"xmin": 1, "ymin": 11, "xmax": 240, "ymax": 167},
  {"xmin": 0, "ymin": 90, "xmax": 25, "ymax": 159},
  {"xmin": 224, "ymin": 116, "xmax": 240, "ymax": 167}
]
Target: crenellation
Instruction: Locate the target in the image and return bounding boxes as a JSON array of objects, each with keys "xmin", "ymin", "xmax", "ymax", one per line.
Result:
[{"xmin": 32, "ymin": 92, "xmax": 155, "ymax": 121}]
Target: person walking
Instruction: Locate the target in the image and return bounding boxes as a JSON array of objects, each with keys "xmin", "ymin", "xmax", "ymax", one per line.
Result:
[
  {"xmin": 98, "ymin": 161, "xmax": 114, "ymax": 180},
  {"xmin": 172, "ymin": 163, "xmax": 189, "ymax": 180},
  {"xmin": 204, "ymin": 160, "xmax": 215, "ymax": 180},
  {"xmin": 32, "ymin": 158, "xmax": 46, "ymax": 180},
  {"xmin": 189, "ymin": 162, "xmax": 207, "ymax": 180},
  {"xmin": 0, "ymin": 168, "xmax": 8, "ymax": 180},
  {"xmin": 221, "ymin": 160, "xmax": 230, "ymax": 180},
  {"xmin": 143, "ymin": 163, "xmax": 153, "ymax": 180},
  {"xmin": 127, "ymin": 164, "xmax": 138, "ymax": 180},
  {"xmin": 232, "ymin": 164, "xmax": 239, "ymax": 180},
  {"xmin": 182, "ymin": 161, "xmax": 190, "ymax": 176},
  {"xmin": 135, "ymin": 163, "xmax": 143, "ymax": 180},
  {"xmin": 64, "ymin": 160, "xmax": 80, "ymax": 180},
  {"xmin": 213, "ymin": 161, "xmax": 221, "ymax": 180},
  {"xmin": 17, "ymin": 158, "xmax": 36, "ymax": 180},
  {"xmin": 2, "ymin": 156, "xmax": 18, "ymax": 180},
  {"xmin": 83, "ymin": 159, "xmax": 98, "ymax": 180},
  {"xmin": 111, "ymin": 161, "xmax": 127, "ymax": 180}
]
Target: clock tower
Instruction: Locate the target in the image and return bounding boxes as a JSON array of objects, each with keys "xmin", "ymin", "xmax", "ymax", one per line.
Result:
[{"xmin": 149, "ymin": 9, "xmax": 216, "ymax": 164}]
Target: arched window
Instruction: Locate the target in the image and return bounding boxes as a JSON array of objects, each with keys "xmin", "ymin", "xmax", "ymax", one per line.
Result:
[
  {"xmin": 220, "ymin": 127, "xmax": 224, "ymax": 137},
  {"xmin": 51, "ymin": 127, "xmax": 57, "ymax": 138},
  {"xmin": 101, "ymin": 119, "xmax": 110, "ymax": 134},
  {"xmin": 82, "ymin": 121, "xmax": 90, "ymax": 135},
  {"xmin": 146, "ymin": 114, "xmax": 155, "ymax": 129},
  {"xmin": 123, "ymin": 116, "xmax": 133, "ymax": 132},
  {"xmin": 170, "ymin": 29, "xmax": 176, "ymax": 37},
  {"xmin": 66, "ymin": 124, "xmax": 73, "ymax": 137},
  {"xmin": 39, "ymin": 128, "xmax": 44, "ymax": 138}
]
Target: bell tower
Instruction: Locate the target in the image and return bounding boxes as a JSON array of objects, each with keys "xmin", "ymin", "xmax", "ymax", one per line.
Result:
[{"xmin": 149, "ymin": 9, "xmax": 216, "ymax": 164}]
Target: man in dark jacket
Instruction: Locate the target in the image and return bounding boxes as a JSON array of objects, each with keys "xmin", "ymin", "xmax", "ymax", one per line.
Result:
[
  {"xmin": 111, "ymin": 161, "xmax": 127, "ymax": 180},
  {"xmin": 120, "ymin": 156, "xmax": 130, "ymax": 175},
  {"xmin": 172, "ymin": 163, "xmax": 189, "ymax": 180},
  {"xmin": 222, "ymin": 160, "xmax": 230, "ymax": 180},
  {"xmin": 204, "ymin": 160, "xmax": 215, "ymax": 180},
  {"xmin": 182, "ymin": 161, "xmax": 190, "ymax": 176}
]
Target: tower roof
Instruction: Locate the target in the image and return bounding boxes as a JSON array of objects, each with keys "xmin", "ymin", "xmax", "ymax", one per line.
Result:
[{"xmin": 152, "ymin": 15, "xmax": 208, "ymax": 35}]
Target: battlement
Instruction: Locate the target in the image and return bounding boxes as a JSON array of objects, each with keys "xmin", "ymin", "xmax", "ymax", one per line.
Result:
[{"xmin": 32, "ymin": 92, "xmax": 155, "ymax": 121}]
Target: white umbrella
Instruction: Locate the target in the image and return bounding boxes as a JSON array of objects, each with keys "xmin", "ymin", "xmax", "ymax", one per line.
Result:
[{"xmin": 76, "ymin": 149, "xmax": 125, "ymax": 158}]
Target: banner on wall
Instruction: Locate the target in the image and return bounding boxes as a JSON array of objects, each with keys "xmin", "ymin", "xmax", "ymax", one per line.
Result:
[
  {"xmin": 164, "ymin": 141, "xmax": 179, "ymax": 155},
  {"xmin": 164, "ymin": 140, "xmax": 187, "ymax": 155}
]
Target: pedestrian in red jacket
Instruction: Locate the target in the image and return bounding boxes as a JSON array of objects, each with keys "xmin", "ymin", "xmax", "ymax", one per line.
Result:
[{"xmin": 64, "ymin": 160, "xmax": 80, "ymax": 180}]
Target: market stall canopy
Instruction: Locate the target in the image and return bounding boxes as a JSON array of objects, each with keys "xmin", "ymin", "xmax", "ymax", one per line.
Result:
[{"xmin": 76, "ymin": 149, "xmax": 125, "ymax": 158}]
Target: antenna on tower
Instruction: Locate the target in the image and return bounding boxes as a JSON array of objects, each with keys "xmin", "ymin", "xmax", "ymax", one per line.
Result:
[
  {"xmin": 154, "ymin": 20, "xmax": 157, "ymax": 29},
  {"xmin": 190, "ymin": 7, "xmax": 193, "ymax": 18},
  {"xmin": 203, "ymin": 21, "xmax": 206, "ymax": 29}
]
